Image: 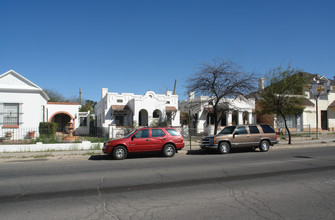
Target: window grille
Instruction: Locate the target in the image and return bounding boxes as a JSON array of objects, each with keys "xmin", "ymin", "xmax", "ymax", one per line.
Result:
[{"xmin": 0, "ymin": 103, "xmax": 23, "ymax": 125}]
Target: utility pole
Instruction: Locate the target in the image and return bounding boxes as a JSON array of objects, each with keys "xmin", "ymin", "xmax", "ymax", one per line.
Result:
[
  {"xmin": 173, "ymin": 79, "xmax": 177, "ymax": 95},
  {"xmin": 313, "ymin": 74, "xmax": 328, "ymax": 139},
  {"xmin": 79, "ymin": 88, "xmax": 82, "ymax": 104}
]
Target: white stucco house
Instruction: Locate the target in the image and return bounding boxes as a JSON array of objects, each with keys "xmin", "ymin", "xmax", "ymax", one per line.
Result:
[
  {"xmin": 270, "ymin": 73, "xmax": 335, "ymax": 132},
  {"xmin": 179, "ymin": 92, "xmax": 256, "ymax": 135},
  {"xmin": 46, "ymin": 102, "xmax": 90, "ymax": 136},
  {"xmin": 95, "ymin": 89, "xmax": 180, "ymax": 137},
  {"xmin": 0, "ymin": 70, "xmax": 90, "ymax": 140}
]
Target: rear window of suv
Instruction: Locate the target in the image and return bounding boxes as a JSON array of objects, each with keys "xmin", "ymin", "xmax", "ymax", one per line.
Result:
[
  {"xmin": 260, "ymin": 124, "xmax": 275, "ymax": 133},
  {"xmin": 166, "ymin": 129, "xmax": 180, "ymax": 136}
]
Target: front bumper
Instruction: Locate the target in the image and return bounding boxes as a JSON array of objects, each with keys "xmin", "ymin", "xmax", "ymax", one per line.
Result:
[{"xmin": 201, "ymin": 144, "xmax": 218, "ymax": 149}]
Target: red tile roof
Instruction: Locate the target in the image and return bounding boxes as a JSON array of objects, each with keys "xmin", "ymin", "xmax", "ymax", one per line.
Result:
[
  {"xmin": 111, "ymin": 105, "xmax": 129, "ymax": 111},
  {"xmin": 166, "ymin": 106, "xmax": 178, "ymax": 112}
]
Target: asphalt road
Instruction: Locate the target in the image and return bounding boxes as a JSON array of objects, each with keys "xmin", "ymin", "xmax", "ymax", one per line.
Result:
[{"xmin": 1, "ymin": 146, "xmax": 335, "ymax": 220}]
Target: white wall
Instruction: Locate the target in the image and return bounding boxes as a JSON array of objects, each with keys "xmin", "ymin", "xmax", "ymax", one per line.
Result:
[
  {"xmin": 0, "ymin": 91, "xmax": 47, "ymax": 139},
  {"xmin": 0, "ymin": 141, "xmax": 103, "ymax": 152}
]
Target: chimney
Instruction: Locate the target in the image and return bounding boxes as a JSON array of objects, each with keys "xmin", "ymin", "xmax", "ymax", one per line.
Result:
[
  {"xmin": 101, "ymin": 88, "xmax": 108, "ymax": 99},
  {"xmin": 166, "ymin": 91, "xmax": 172, "ymax": 96},
  {"xmin": 188, "ymin": 92, "xmax": 195, "ymax": 100},
  {"xmin": 258, "ymin": 78, "xmax": 264, "ymax": 91}
]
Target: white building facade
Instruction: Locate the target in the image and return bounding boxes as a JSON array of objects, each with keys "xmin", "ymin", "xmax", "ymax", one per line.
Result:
[
  {"xmin": 179, "ymin": 92, "xmax": 256, "ymax": 135},
  {"xmin": 273, "ymin": 74, "xmax": 335, "ymax": 132},
  {"xmin": 0, "ymin": 70, "xmax": 90, "ymax": 140},
  {"xmin": 95, "ymin": 89, "xmax": 180, "ymax": 132},
  {"xmin": 0, "ymin": 70, "xmax": 49, "ymax": 139}
]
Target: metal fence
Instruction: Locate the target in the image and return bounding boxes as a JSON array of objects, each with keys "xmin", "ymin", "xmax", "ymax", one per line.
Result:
[
  {"xmin": 276, "ymin": 124, "xmax": 312, "ymax": 139},
  {"xmin": 0, "ymin": 126, "xmax": 110, "ymax": 145}
]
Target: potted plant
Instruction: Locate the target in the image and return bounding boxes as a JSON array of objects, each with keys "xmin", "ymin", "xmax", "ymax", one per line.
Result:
[
  {"xmin": 5, "ymin": 132, "xmax": 12, "ymax": 138},
  {"xmin": 28, "ymin": 131, "xmax": 35, "ymax": 139}
]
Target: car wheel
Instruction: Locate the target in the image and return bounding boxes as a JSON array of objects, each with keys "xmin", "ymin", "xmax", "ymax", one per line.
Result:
[
  {"xmin": 218, "ymin": 142, "xmax": 230, "ymax": 154},
  {"xmin": 259, "ymin": 140, "xmax": 270, "ymax": 152},
  {"xmin": 113, "ymin": 146, "xmax": 127, "ymax": 160},
  {"xmin": 162, "ymin": 144, "xmax": 176, "ymax": 157}
]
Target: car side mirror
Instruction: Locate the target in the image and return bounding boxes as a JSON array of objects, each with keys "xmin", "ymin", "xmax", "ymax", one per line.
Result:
[
  {"xmin": 233, "ymin": 132, "xmax": 239, "ymax": 138},
  {"xmin": 131, "ymin": 135, "xmax": 136, "ymax": 141}
]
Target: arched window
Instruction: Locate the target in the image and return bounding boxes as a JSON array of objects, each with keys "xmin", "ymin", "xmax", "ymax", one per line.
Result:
[{"xmin": 153, "ymin": 109, "xmax": 161, "ymax": 118}]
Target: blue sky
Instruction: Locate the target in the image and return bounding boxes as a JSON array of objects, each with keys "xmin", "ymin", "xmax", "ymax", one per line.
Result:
[{"xmin": 1, "ymin": 0, "xmax": 334, "ymax": 102}]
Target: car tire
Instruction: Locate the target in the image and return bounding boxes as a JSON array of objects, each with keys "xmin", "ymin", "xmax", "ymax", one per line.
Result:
[
  {"xmin": 112, "ymin": 146, "xmax": 127, "ymax": 160},
  {"xmin": 162, "ymin": 144, "xmax": 176, "ymax": 157},
  {"xmin": 259, "ymin": 140, "xmax": 270, "ymax": 152},
  {"xmin": 218, "ymin": 142, "xmax": 230, "ymax": 154}
]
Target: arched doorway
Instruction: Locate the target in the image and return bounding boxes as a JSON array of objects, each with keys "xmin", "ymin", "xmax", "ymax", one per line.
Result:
[
  {"xmin": 139, "ymin": 109, "xmax": 148, "ymax": 126},
  {"xmin": 221, "ymin": 112, "xmax": 227, "ymax": 126},
  {"xmin": 49, "ymin": 112, "xmax": 73, "ymax": 133}
]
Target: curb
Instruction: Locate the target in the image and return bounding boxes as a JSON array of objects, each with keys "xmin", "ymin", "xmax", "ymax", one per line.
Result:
[{"xmin": 1, "ymin": 141, "xmax": 335, "ymax": 161}]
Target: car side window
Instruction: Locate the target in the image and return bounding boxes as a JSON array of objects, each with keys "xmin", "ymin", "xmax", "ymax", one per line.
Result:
[
  {"xmin": 249, "ymin": 126, "xmax": 260, "ymax": 134},
  {"xmin": 166, "ymin": 129, "xmax": 180, "ymax": 136},
  {"xmin": 235, "ymin": 126, "xmax": 248, "ymax": 135},
  {"xmin": 260, "ymin": 124, "xmax": 275, "ymax": 133},
  {"xmin": 152, "ymin": 129, "xmax": 165, "ymax": 138},
  {"xmin": 134, "ymin": 129, "xmax": 149, "ymax": 138}
]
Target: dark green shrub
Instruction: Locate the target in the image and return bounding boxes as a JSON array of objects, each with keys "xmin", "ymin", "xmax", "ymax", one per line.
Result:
[{"xmin": 39, "ymin": 122, "xmax": 57, "ymax": 136}]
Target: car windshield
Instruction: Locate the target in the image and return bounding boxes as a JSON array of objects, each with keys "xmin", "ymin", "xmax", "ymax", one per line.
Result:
[
  {"xmin": 218, "ymin": 126, "xmax": 236, "ymax": 135},
  {"xmin": 125, "ymin": 129, "xmax": 137, "ymax": 138}
]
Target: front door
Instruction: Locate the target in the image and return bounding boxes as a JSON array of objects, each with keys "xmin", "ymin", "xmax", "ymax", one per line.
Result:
[{"xmin": 321, "ymin": 111, "xmax": 328, "ymax": 130}]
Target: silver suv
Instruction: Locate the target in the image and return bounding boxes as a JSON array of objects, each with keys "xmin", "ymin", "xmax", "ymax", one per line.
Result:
[{"xmin": 201, "ymin": 124, "xmax": 278, "ymax": 154}]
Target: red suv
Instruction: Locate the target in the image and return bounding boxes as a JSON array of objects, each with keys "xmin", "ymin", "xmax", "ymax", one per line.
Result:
[{"xmin": 103, "ymin": 127, "xmax": 184, "ymax": 160}]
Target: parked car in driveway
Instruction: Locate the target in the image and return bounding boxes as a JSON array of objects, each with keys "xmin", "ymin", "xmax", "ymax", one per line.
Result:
[
  {"xmin": 201, "ymin": 124, "xmax": 278, "ymax": 154},
  {"xmin": 103, "ymin": 127, "xmax": 184, "ymax": 160}
]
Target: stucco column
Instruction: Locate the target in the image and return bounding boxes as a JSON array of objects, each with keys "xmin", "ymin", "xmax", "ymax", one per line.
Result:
[
  {"xmin": 148, "ymin": 114, "xmax": 153, "ymax": 127},
  {"xmin": 238, "ymin": 112, "xmax": 243, "ymax": 125},
  {"xmin": 226, "ymin": 111, "xmax": 232, "ymax": 126},
  {"xmin": 248, "ymin": 111, "xmax": 253, "ymax": 125}
]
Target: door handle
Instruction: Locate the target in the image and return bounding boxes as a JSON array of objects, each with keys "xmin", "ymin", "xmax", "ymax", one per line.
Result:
[
  {"xmin": 146, "ymin": 139, "xmax": 149, "ymax": 141},
  {"xmin": 163, "ymin": 138, "xmax": 166, "ymax": 140}
]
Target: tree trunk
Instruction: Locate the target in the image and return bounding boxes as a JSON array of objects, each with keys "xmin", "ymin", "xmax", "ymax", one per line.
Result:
[
  {"xmin": 214, "ymin": 122, "xmax": 218, "ymax": 135},
  {"xmin": 214, "ymin": 105, "xmax": 218, "ymax": 135},
  {"xmin": 281, "ymin": 114, "xmax": 291, "ymax": 144}
]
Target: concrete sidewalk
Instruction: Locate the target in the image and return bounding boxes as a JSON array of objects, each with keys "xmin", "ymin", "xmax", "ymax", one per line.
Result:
[{"xmin": 1, "ymin": 133, "xmax": 335, "ymax": 161}]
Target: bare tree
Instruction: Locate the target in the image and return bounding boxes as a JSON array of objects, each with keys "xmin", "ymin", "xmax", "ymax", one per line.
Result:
[
  {"xmin": 186, "ymin": 58, "xmax": 257, "ymax": 134},
  {"xmin": 43, "ymin": 88, "xmax": 66, "ymax": 102}
]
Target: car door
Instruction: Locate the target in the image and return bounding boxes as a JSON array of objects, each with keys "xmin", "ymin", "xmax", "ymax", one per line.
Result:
[
  {"xmin": 232, "ymin": 126, "xmax": 250, "ymax": 147},
  {"xmin": 150, "ymin": 128, "xmax": 167, "ymax": 151},
  {"xmin": 129, "ymin": 129, "xmax": 151, "ymax": 152},
  {"xmin": 248, "ymin": 125, "xmax": 262, "ymax": 146}
]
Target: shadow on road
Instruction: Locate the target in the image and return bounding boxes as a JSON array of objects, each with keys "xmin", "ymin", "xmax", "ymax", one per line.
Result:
[
  {"xmin": 88, "ymin": 152, "xmax": 165, "ymax": 161},
  {"xmin": 186, "ymin": 148, "xmax": 259, "ymax": 156},
  {"xmin": 88, "ymin": 155, "xmax": 113, "ymax": 160}
]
